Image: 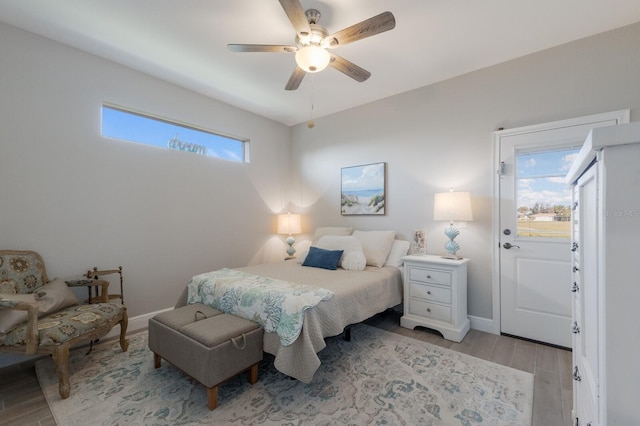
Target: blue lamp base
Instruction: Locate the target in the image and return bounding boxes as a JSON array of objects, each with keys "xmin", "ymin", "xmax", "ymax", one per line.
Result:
[
  {"xmin": 285, "ymin": 235, "xmax": 296, "ymax": 259},
  {"xmin": 442, "ymin": 224, "xmax": 462, "ymax": 260}
]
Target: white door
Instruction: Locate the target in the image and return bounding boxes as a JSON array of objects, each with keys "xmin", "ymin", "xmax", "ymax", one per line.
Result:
[{"xmin": 495, "ymin": 111, "xmax": 627, "ymax": 347}]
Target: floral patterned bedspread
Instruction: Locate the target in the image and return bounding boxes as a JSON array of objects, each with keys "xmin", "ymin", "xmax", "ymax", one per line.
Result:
[{"xmin": 186, "ymin": 268, "xmax": 334, "ymax": 346}]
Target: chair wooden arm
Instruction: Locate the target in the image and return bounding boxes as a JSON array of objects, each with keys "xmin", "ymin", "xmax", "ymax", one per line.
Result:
[{"xmin": 0, "ymin": 301, "xmax": 40, "ymax": 354}]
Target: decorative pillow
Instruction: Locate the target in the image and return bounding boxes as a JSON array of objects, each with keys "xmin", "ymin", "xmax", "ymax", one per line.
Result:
[
  {"xmin": 315, "ymin": 235, "xmax": 366, "ymax": 271},
  {"xmin": 34, "ymin": 277, "xmax": 80, "ymax": 315},
  {"xmin": 0, "ymin": 293, "xmax": 37, "ymax": 334},
  {"xmin": 296, "ymin": 250, "xmax": 308, "ymax": 264},
  {"xmin": 293, "ymin": 240, "xmax": 312, "ymax": 264},
  {"xmin": 385, "ymin": 240, "xmax": 411, "ymax": 268},
  {"xmin": 302, "ymin": 246, "xmax": 344, "ymax": 270},
  {"xmin": 352, "ymin": 230, "xmax": 397, "ymax": 267},
  {"xmin": 311, "ymin": 227, "xmax": 353, "ymax": 245}
]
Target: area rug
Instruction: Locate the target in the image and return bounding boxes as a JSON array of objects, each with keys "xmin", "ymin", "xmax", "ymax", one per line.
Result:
[{"xmin": 36, "ymin": 324, "xmax": 533, "ymax": 425}]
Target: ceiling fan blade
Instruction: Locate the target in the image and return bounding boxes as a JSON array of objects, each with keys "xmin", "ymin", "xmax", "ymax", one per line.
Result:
[
  {"xmin": 324, "ymin": 11, "xmax": 396, "ymax": 48},
  {"xmin": 329, "ymin": 55, "xmax": 371, "ymax": 82},
  {"xmin": 278, "ymin": 0, "xmax": 311, "ymax": 38},
  {"xmin": 285, "ymin": 66, "xmax": 306, "ymax": 90},
  {"xmin": 228, "ymin": 44, "xmax": 296, "ymax": 53}
]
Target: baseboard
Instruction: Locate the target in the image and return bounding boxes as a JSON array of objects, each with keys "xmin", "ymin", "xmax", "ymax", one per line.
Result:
[
  {"xmin": 104, "ymin": 306, "xmax": 173, "ymax": 339},
  {"xmin": 469, "ymin": 315, "xmax": 497, "ymax": 334},
  {"xmin": 1, "ymin": 308, "xmax": 498, "ymax": 369},
  {"xmin": 0, "ymin": 307, "xmax": 173, "ymax": 369}
]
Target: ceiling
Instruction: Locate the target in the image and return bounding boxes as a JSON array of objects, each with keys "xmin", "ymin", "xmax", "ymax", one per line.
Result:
[{"xmin": 2, "ymin": 1, "xmax": 640, "ymax": 126}]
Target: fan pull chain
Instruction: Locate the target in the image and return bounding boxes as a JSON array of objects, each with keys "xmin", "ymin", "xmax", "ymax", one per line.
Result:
[{"xmin": 308, "ymin": 77, "xmax": 316, "ymax": 129}]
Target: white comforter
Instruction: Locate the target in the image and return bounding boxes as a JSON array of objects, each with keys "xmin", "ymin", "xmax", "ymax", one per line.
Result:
[{"xmin": 176, "ymin": 260, "xmax": 403, "ymax": 382}]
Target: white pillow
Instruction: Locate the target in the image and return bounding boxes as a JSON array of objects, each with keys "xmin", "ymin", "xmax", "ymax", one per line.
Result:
[
  {"xmin": 315, "ymin": 235, "xmax": 366, "ymax": 271},
  {"xmin": 352, "ymin": 230, "xmax": 396, "ymax": 267},
  {"xmin": 311, "ymin": 227, "xmax": 353, "ymax": 245},
  {"xmin": 35, "ymin": 278, "xmax": 80, "ymax": 314},
  {"xmin": 293, "ymin": 240, "xmax": 312, "ymax": 264},
  {"xmin": 385, "ymin": 240, "xmax": 411, "ymax": 268}
]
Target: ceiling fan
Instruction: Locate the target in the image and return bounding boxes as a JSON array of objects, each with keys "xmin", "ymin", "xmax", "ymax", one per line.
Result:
[{"xmin": 228, "ymin": 0, "xmax": 396, "ymax": 90}]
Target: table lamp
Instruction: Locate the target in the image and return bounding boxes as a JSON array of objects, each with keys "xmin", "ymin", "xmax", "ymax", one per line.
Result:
[
  {"xmin": 277, "ymin": 212, "xmax": 302, "ymax": 259},
  {"xmin": 433, "ymin": 191, "xmax": 473, "ymax": 259}
]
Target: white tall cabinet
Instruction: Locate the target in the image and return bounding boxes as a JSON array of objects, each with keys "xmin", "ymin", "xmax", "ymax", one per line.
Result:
[{"xmin": 566, "ymin": 121, "xmax": 640, "ymax": 426}]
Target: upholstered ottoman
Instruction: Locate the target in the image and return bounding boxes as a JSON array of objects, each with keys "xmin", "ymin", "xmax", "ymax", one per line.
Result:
[{"xmin": 148, "ymin": 303, "xmax": 263, "ymax": 410}]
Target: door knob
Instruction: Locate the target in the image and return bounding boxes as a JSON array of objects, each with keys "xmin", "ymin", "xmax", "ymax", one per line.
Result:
[{"xmin": 502, "ymin": 242, "xmax": 520, "ymax": 249}]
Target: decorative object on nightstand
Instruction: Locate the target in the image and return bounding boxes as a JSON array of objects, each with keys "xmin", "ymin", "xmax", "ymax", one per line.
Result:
[
  {"xmin": 433, "ymin": 190, "xmax": 473, "ymax": 259},
  {"xmin": 400, "ymin": 255, "xmax": 470, "ymax": 342},
  {"xmin": 277, "ymin": 212, "xmax": 302, "ymax": 259},
  {"xmin": 410, "ymin": 228, "xmax": 427, "ymax": 255}
]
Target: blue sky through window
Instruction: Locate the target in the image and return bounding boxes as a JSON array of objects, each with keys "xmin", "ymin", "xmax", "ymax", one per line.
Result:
[
  {"xmin": 101, "ymin": 105, "xmax": 246, "ymax": 162},
  {"xmin": 516, "ymin": 147, "xmax": 580, "ymax": 208}
]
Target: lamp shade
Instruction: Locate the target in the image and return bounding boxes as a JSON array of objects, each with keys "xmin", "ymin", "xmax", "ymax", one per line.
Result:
[
  {"xmin": 295, "ymin": 45, "xmax": 330, "ymax": 73},
  {"xmin": 433, "ymin": 191, "xmax": 473, "ymax": 222},
  {"xmin": 277, "ymin": 212, "xmax": 302, "ymax": 235}
]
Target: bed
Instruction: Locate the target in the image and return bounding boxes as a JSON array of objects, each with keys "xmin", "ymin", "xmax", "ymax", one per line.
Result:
[{"xmin": 174, "ymin": 229, "xmax": 408, "ymax": 383}]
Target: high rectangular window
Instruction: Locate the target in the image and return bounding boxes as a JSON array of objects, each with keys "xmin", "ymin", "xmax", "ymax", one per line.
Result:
[{"xmin": 101, "ymin": 104, "xmax": 248, "ymax": 162}]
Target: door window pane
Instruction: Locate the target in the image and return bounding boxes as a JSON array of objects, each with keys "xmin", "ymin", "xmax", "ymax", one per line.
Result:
[{"xmin": 516, "ymin": 147, "xmax": 580, "ymax": 238}]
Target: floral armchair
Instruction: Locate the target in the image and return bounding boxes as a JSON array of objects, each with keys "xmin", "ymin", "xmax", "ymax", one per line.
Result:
[{"xmin": 0, "ymin": 250, "xmax": 128, "ymax": 399}]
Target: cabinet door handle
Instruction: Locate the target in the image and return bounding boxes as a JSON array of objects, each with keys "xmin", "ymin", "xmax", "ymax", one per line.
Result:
[
  {"xmin": 572, "ymin": 322, "xmax": 580, "ymax": 334},
  {"xmin": 571, "ymin": 282, "xmax": 579, "ymax": 293},
  {"xmin": 573, "ymin": 366, "xmax": 581, "ymax": 382}
]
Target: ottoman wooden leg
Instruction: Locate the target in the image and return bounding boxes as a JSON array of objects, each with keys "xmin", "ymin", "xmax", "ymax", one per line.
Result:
[
  {"xmin": 153, "ymin": 352, "xmax": 162, "ymax": 369},
  {"xmin": 207, "ymin": 385, "xmax": 219, "ymax": 410},
  {"xmin": 249, "ymin": 363, "xmax": 259, "ymax": 385}
]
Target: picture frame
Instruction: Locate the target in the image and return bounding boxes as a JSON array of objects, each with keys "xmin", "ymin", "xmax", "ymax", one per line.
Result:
[{"xmin": 341, "ymin": 162, "xmax": 386, "ymax": 215}]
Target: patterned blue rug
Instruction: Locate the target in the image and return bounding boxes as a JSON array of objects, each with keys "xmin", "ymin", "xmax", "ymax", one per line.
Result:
[{"xmin": 37, "ymin": 324, "xmax": 532, "ymax": 425}]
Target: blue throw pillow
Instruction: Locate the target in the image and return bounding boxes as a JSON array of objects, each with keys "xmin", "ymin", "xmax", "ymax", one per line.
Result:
[{"xmin": 302, "ymin": 246, "xmax": 344, "ymax": 270}]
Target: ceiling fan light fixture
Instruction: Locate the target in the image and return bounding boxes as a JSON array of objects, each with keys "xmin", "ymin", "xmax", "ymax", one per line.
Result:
[{"xmin": 295, "ymin": 45, "xmax": 330, "ymax": 73}]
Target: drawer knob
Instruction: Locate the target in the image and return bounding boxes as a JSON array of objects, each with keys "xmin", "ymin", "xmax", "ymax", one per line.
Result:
[
  {"xmin": 573, "ymin": 266, "xmax": 579, "ymax": 273},
  {"xmin": 427, "ymin": 291, "xmax": 432, "ymax": 295},
  {"xmin": 571, "ymin": 242, "xmax": 579, "ymax": 252},
  {"xmin": 426, "ymin": 275, "xmax": 432, "ymax": 279},
  {"xmin": 571, "ymin": 282, "xmax": 579, "ymax": 293},
  {"xmin": 426, "ymin": 308, "xmax": 431, "ymax": 313}
]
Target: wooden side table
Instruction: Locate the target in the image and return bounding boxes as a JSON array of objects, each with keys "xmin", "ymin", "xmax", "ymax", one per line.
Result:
[
  {"xmin": 65, "ymin": 279, "xmax": 109, "ymax": 304},
  {"xmin": 85, "ymin": 266, "xmax": 124, "ymax": 304},
  {"xmin": 400, "ymin": 254, "xmax": 470, "ymax": 342}
]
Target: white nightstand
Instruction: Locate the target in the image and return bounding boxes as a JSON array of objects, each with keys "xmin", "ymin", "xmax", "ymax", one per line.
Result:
[{"xmin": 400, "ymin": 255, "xmax": 470, "ymax": 342}]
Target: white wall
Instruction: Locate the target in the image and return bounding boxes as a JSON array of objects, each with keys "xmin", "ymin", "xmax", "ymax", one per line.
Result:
[
  {"xmin": 2, "ymin": 18, "xmax": 639, "ymax": 335},
  {"xmin": 0, "ymin": 22, "xmax": 292, "ymax": 318},
  {"xmin": 290, "ymin": 22, "xmax": 640, "ymax": 324}
]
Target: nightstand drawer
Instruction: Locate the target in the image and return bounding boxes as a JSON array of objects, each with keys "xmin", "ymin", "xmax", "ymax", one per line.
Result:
[
  {"xmin": 408, "ymin": 267, "xmax": 452, "ymax": 286},
  {"xmin": 409, "ymin": 299, "xmax": 451, "ymax": 323},
  {"xmin": 410, "ymin": 283, "xmax": 451, "ymax": 304}
]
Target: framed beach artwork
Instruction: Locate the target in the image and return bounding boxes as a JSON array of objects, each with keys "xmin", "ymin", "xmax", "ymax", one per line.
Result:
[{"xmin": 341, "ymin": 162, "xmax": 386, "ymax": 215}]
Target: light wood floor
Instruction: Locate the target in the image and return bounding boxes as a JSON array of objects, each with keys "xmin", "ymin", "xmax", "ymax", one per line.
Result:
[{"xmin": 0, "ymin": 309, "xmax": 572, "ymax": 426}]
